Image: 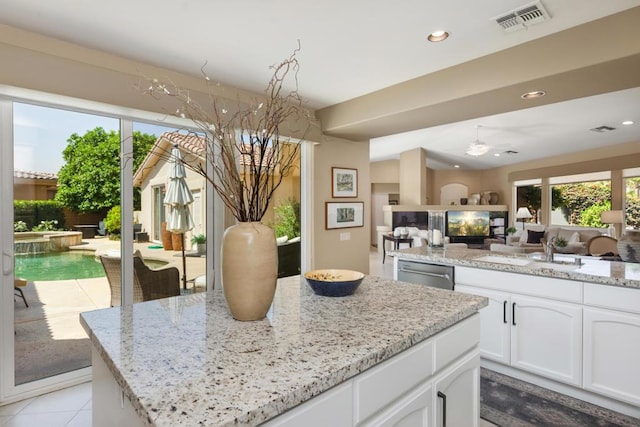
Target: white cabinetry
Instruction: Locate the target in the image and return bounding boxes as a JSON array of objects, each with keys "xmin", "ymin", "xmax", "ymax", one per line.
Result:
[
  {"xmin": 456, "ymin": 266, "xmax": 640, "ymax": 419},
  {"xmin": 583, "ymin": 283, "xmax": 640, "ymax": 407},
  {"xmin": 456, "ymin": 269, "xmax": 582, "ymax": 387},
  {"xmin": 455, "ymin": 286, "xmax": 510, "ymax": 364},
  {"xmin": 432, "ymin": 351, "xmax": 480, "ymax": 427},
  {"xmin": 510, "ymin": 295, "xmax": 582, "ymax": 386},
  {"xmin": 267, "ymin": 314, "xmax": 481, "ymax": 427}
]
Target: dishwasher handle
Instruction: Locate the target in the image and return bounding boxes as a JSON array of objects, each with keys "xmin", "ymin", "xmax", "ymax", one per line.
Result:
[{"xmin": 398, "ymin": 268, "xmax": 451, "ymax": 281}]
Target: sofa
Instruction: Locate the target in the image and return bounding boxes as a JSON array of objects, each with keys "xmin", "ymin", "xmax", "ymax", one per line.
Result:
[{"xmin": 490, "ymin": 225, "xmax": 604, "ymax": 255}]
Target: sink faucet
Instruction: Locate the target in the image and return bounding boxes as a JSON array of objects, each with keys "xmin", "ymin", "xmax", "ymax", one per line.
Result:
[{"xmin": 544, "ymin": 237, "xmax": 556, "ymax": 262}]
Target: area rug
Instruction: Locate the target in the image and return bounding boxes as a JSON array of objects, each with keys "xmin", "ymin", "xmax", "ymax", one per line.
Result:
[{"xmin": 480, "ymin": 368, "xmax": 640, "ymax": 427}]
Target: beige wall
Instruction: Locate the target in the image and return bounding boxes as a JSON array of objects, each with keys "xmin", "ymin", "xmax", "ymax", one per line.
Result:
[
  {"xmin": 370, "ymin": 159, "xmax": 399, "ymax": 183},
  {"xmin": 399, "ymin": 148, "xmax": 426, "ymax": 205},
  {"xmin": 312, "ymin": 136, "xmax": 370, "ymax": 273}
]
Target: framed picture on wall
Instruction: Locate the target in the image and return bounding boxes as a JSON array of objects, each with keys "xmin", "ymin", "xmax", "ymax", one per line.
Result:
[
  {"xmin": 326, "ymin": 202, "xmax": 364, "ymax": 229},
  {"xmin": 332, "ymin": 167, "xmax": 358, "ymax": 198}
]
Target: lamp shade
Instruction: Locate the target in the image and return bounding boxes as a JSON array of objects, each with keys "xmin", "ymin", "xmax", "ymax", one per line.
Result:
[
  {"xmin": 600, "ymin": 210, "xmax": 624, "ymax": 224},
  {"xmin": 516, "ymin": 207, "xmax": 532, "ymax": 220}
]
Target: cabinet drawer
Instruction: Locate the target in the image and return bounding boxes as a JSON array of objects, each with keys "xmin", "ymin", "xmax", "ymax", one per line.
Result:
[
  {"xmin": 434, "ymin": 314, "xmax": 480, "ymax": 372},
  {"xmin": 456, "ymin": 266, "xmax": 582, "ymax": 303},
  {"xmin": 354, "ymin": 337, "xmax": 433, "ymax": 423},
  {"xmin": 583, "ymin": 283, "xmax": 640, "ymax": 314}
]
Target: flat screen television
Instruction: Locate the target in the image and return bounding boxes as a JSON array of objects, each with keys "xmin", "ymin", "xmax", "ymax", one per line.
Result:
[{"xmin": 447, "ymin": 211, "xmax": 490, "ymax": 237}]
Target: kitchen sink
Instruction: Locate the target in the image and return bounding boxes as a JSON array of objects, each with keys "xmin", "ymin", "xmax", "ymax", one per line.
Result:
[
  {"xmin": 531, "ymin": 261, "xmax": 581, "ymax": 271},
  {"xmin": 474, "ymin": 255, "xmax": 533, "ymax": 267}
]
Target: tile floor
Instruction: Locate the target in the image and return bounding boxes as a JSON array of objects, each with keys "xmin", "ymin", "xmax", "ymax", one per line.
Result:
[
  {"xmin": 0, "ymin": 382, "xmax": 91, "ymax": 427},
  {"xmin": 1, "ymin": 247, "xmax": 496, "ymax": 427}
]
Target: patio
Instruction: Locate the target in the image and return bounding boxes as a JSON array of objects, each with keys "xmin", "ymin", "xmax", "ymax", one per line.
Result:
[{"xmin": 13, "ymin": 238, "xmax": 207, "ymax": 385}]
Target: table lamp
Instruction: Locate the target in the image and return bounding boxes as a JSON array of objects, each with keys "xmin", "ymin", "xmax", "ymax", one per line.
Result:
[
  {"xmin": 600, "ymin": 210, "xmax": 624, "ymax": 238},
  {"xmin": 516, "ymin": 207, "xmax": 532, "ymax": 232}
]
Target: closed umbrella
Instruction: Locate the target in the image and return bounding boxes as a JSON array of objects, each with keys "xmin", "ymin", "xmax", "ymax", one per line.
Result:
[{"xmin": 164, "ymin": 144, "xmax": 195, "ymax": 290}]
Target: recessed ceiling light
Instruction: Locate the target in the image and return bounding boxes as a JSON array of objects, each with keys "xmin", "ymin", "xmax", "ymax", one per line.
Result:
[
  {"xmin": 520, "ymin": 90, "xmax": 546, "ymax": 100},
  {"xmin": 454, "ymin": 164, "xmax": 460, "ymax": 168},
  {"xmin": 427, "ymin": 30, "xmax": 450, "ymax": 42},
  {"xmin": 622, "ymin": 120, "xmax": 634, "ymax": 125},
  {"xmin": 494, "ymin": 153, "xmax": 501, "ymax": 157}
]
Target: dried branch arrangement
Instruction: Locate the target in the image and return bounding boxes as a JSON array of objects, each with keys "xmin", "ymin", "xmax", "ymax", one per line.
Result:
[{"xmin": 143, "ymin": 47, "xmax": 311, "ymax": 222}]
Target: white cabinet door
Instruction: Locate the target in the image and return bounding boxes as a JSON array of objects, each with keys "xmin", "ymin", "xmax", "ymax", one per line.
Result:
[
  {"xmin": 432, "ymin": 351, "xmax": 480, "ymax": 427},
  {"xmin": 510, "ymin": 295, "xmax": 582, "ymax": 386},
  {"xmin": 362, "ymin": 383, "xmax": 433, "ymax": 427},
  {"xmin": 456, "ymin": 285, "xmax": 511, "ymax": 364},
  {"xmin": 583, "ymin": 307, "xmax": 640, "ymax": 406}
]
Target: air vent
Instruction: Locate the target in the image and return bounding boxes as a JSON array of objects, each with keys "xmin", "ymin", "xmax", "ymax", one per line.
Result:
[
  {"xmin": 503, "ymin": 150, "xmax": 519, "ymax": 155},
  {"xmin": 493, "ymin": 1, "xmax": 551, "ymax": 33},
  {"xmin": 590, "ymin": 125, "xmax": 616, "ymax": 133}
]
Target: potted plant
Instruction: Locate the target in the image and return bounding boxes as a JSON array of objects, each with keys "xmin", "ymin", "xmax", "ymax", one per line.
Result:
[
  {"xmin": 144, "ymin": 47, "xmax": 312, "ymax": 320},
  {"xmin": 191, "ymin": 234, "xmax": 206, "ymax": 254},
  {"xmin": 506, "ymin": 226, "xmax": 517, "ymax": 236}
]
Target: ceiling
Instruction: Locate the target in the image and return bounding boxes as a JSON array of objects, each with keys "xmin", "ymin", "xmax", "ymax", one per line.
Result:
[{"xmin": 1, "ymin": 0, "xmax": 640, "ymax": 169}]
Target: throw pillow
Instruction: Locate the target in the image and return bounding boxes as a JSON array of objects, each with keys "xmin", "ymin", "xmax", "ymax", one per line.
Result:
[
  {"xmin": 568, "ymin": 231, "xmax": 580, "ymax": 244},
  {"xmin": 519, "ymin": 230, "xmax": 528, "ymax": 244},
  {"xmin": 527, "ymin": 230, "xmax": 545, "ymax": 244}
]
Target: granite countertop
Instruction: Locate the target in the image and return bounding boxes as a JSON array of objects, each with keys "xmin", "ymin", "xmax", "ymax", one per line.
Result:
[
  {"xmin": 390, "ymin": 246, "xmax": 640, "ymax": 289},
  {"xmin": 80, "ymin": 276, "xmax": 487, "ymax": 426}
]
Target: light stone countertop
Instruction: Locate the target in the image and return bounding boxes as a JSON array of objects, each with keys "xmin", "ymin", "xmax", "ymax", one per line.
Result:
[
  {"xmin": 390, "ymin": 246, "xmax": 640, "ymax": 289},
  {"xmin": 80, "ymin": 275, "xmax": 487, "ymax": 426}
]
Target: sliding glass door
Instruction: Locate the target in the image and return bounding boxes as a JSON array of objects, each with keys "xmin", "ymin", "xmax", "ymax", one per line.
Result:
[{"xmin": 1, "ymin": 92, "xmax": 209, "ymax": 404}]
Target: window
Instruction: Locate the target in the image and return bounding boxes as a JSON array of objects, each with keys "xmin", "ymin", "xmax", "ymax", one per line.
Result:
[{"xmin": 549, "ymin": 172, "xmax": 611, "ymax": 227}]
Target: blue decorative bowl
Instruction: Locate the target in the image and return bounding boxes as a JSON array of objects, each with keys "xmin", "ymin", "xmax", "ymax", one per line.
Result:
[{"xmin": 304, "ymin": 269, "xmax": 365, "ymax": 297}]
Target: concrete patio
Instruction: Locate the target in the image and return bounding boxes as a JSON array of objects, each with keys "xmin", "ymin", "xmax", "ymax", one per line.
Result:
[{"xmin": 13, "ymin": 238, "xmax": 208, "ymax": 385}]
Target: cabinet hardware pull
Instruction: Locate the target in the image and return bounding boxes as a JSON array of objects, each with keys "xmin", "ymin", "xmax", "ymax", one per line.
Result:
[
  {"xmin": 438, "ymin": 391, "xmax": 447, "ymax": 427},
  {"xmin": 512, "ymin": 302, "xmax": 516, "ymax": 326},
  {"xmin": 503, "ymin": 300, "xmax": 507, "ymax": 324}
]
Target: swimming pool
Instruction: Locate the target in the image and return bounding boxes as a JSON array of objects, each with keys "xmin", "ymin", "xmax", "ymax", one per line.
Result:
[{"xmin": 14, "ymin": 252, "xmax": 168, "ymax": 281}]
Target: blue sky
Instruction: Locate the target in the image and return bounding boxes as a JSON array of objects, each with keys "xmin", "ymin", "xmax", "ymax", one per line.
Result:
[{"xmin": 13, "ymin": 102, "xmax": 176, "ymax": 174}]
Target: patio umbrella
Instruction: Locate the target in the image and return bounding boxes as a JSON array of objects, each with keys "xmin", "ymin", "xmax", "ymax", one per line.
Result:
[{"xmin": 164, "ymin": 144, "xmax": 195, "ymax": 290}]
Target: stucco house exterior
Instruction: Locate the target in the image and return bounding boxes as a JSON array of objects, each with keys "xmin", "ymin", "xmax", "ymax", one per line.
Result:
[{"xmin": 133, "ymin": 131, "xmax": 300, "ymax": 248}]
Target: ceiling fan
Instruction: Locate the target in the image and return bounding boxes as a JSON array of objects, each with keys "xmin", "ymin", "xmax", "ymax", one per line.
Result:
[{"xmin": 465, "ymin": 125, "xmax": 490, "ymax": 157}]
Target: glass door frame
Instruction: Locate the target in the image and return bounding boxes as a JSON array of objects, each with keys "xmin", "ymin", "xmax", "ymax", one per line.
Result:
[{"xmin": 0, "ymin": 85, "xmax": 202, "ymax": 404}]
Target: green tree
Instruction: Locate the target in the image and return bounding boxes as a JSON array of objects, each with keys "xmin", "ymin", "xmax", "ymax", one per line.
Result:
[
  {"xmin": 580, "ymin": 201, "xmax": 610, "ymax": 228},
  {"xmin": 54, "ymin": 127, "xmax": 156, "ymax": 213},
  {"xmin": 626, "ymin": 177, "xmax": 640, "ymax": 228},
  {"xmin": 555, "ymin": 181, "xmax": 611, "ymax": 225}
]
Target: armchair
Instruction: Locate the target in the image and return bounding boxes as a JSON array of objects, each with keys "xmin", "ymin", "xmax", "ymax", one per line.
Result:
[{"xmin": 100, "ymin": 251, "xmax": 180, "ymax": 306}]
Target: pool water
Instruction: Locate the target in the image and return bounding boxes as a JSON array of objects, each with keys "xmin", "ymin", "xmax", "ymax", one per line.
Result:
[
  {"xmin": 15, "ymin": 252, "xmax": 105, "ymax": 281},
  {"xmin": 15, "ymin": 251, "xmax": 170, "ymax": 281}
]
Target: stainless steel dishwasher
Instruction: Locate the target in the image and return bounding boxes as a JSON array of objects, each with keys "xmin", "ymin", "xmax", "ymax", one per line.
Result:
[{"xmin": 396, "ymin": 260, "xmax": 455, "ymax": 290}]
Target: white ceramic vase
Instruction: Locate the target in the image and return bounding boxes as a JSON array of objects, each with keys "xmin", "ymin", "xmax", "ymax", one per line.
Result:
[{"xmin": 222, "ymin": 222, "xmax": 278, "ymax": 320}]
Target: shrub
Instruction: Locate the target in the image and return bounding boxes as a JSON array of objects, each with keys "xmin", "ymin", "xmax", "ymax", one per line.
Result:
[
  {"xmin": 14, "ymin": 200, "xmax": 65, "ymax": 230},
  {"xmin": 271, "ymin": 198, "xmax": 300, "ymax": 239},
  {"xmin": 32, "ymin": 219, "xmax": 61, "ymax": 232},
  {"xmin": 104, "ymin": 206, "xmax": 121, "ymax": 238},
  {"xmin": 14, "ymin": 221, "xmax": 28, "ymax": 232},
  {"xmin": 191, "ymin": 234, "xmax": 206, "ymax": 244}
]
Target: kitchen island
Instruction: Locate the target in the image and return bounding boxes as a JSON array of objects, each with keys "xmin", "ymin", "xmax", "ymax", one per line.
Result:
[
  {"xmin": 81, "ymin": 275, "xmax": 487, "ymax": 426},
  {"xmin": 390, "ymin": 246, "xmax": 640, "ymax": 419}
]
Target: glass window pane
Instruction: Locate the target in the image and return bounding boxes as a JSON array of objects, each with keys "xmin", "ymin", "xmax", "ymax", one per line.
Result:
[{"xmin": 13, "ymin": 102, "xmax": 119, "ymax": 384}]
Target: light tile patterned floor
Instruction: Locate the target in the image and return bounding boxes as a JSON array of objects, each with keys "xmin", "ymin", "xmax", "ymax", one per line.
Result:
[
  {"xmin": 0, "ymin": 248, "xmax": 498, "ymax": 427},
  {"xmin": 0, "ymin": 382, "xmax": 91, "ymax": 427}
]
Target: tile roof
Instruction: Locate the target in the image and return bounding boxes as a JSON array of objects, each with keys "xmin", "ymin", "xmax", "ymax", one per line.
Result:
[{"xmin": 14, "ymin": 170, "xmax": 58, "ymax": 180}]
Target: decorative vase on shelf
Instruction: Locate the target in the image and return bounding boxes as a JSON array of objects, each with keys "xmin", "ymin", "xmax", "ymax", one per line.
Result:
[
  {"xmin": 480, "ymin": 191, "xmax": 491, "ymax": 205},
  {"xmin": 489, "ymin": 192, "xmax": 499, "ymax": 205},
  {"xmin": 617, "ymin": 230, "xmax": 640, "ymax": 263},
  {"xmin": 222, "ymin": 222, "xmax": 278, "ymax": 321}
]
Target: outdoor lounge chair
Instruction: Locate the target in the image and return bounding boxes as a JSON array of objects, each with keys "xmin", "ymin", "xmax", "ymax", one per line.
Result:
[{"xmin": 99, "ymin": 251, "xmax": 180, "ymax": 306}]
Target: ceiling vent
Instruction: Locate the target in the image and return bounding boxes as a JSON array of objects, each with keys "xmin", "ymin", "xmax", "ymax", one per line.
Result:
[
  {"xmin": 590, "ymin": 125, "xmax": 616, "ymax": 133},
  {"xmin": 493, "ymin": 1, "xmax": 551, "ymax": 33},
  {"xmin": 503, "ymin": 150, "xmax": 519, "ymax": 155}
]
